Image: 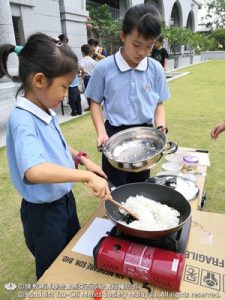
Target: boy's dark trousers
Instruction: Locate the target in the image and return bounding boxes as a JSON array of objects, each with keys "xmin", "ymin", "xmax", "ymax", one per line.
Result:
[
  {"xmin": 20, "ymin": 191, "xmax": 80, "ymax": 279},
  {"xmin": 68, "ymin": 86, "xmax": 82, "ymax": 115},
  {"xmin": 83, "ymin": 75, "xmax": 91, "ymax": 106},
  {"xmin": 102, "ymin": 121, "xmax": 153, "ymax": 187}
]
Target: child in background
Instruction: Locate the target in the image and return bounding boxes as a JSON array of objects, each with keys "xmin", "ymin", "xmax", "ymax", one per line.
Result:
[
  {"xmin": 88, "ymin": 38, "xmax": 107, "ymax": 62},
  {"xmin": 85, "ymin": 4, "xmax": 170, "ymax": 187},
  {"xmin": 68, "ymin": 75, "xmax": 82, "ymax": 116},
  {"xmin": 151, "ymin": 35, "xmax": 169, "ymax": 70},
  {"xmin": 80, "ymin": 44, "xmax": 97, "ymax": 111},
  {"xmin": 0, "ymin": 33, "xmax": 110, "ymax": 279},
  {"xmin": 58, "ymin": 33, "xmax": 69, "ymax": 45}
]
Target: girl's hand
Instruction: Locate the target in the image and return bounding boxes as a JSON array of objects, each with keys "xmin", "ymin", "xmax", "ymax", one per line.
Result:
[
  {"xmin": 211, "ymin": 122, "xmax": 225, "ymax": 140},
  {"xmin": 81, "ymin": 157, "xmax": 107, "ymax": 179},
  {"xmin": 86, "ymin": 172, "xmax": 110, "ymax": 199}
]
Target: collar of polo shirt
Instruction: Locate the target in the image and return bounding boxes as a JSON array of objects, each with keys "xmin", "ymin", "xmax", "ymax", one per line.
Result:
[
  {"xmin": 115, "ymin": 48, "xmax": 148, "ymax": 72},
  {"xmin": 16, "ymin": 96, "xmax": 56, "ymax": 124}
]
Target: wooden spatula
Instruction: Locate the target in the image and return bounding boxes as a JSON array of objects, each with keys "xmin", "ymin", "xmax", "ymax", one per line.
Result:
[{"xmin": 106, "ymin": 195, "xmax": 139, "ymax": 220}]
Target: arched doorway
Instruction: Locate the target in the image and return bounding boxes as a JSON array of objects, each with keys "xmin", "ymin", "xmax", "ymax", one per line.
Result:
[
  {"xmin": 186, "ymin": 10, "xmax": 194, "ymax": 31},
  {"xmin": 170, "ymin": 2, "xmax": 182, "ymax": 28},
  {"xmin": 186, "ymin": 11, "xmax": 195, "ymax": 53}
]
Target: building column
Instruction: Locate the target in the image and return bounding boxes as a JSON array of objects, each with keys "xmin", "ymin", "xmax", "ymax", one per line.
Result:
[
  {"xmin": 59, "ymin": 0, "xmax": 89, "ymax": 59},
  {"xmin": 0, "ymin": 0, "xmax": 18, "ymax": 76}
]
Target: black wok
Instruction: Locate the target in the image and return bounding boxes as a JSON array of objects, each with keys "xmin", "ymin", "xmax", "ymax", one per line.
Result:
[{"xmin": 105, "ymin": 182, "xmax": 191, "ymax": 239}]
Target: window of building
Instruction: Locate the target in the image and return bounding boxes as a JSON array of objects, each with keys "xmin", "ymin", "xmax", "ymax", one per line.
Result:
[
  {"xmin": 87, "ymin": 0, "xmax": 119, "ymax": 9},
  {"xmin": 12, "ymin": 16, "xmax": 23, "ymax": 45}
]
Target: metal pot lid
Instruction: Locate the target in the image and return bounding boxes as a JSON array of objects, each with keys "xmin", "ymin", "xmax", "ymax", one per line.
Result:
[{"xmin": 147, "ymin": 175, "xmax": 199, "ymax": 201}]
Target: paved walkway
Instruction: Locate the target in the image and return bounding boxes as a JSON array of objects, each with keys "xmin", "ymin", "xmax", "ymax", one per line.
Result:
[{"xmin": 0, "ymin": 94, "xmax": 89, "ymax": 148}]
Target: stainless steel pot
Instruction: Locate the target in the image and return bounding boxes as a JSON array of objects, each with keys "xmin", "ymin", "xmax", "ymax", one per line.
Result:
[{"xmin": 102, "ymin": 127, "xmax": 177, "ymax": 172}]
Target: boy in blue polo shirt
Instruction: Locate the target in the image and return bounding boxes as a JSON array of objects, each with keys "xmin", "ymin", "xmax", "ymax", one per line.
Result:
[{"xmin": 85, "ymin": 3, "xmax": 170, "ymax": 187}]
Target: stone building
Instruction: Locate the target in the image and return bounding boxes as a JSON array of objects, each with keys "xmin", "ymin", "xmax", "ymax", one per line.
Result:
[
  {"xmin": 0, "ymin": 0, "xmax": 201, "ymax": 147},
  {"xmin": 0, "ymin": 0, "xmax": 200, "ymax": 100},
  {"xmin": 0, "ymin": 0, "xmax": 200, "ymax": 61}
]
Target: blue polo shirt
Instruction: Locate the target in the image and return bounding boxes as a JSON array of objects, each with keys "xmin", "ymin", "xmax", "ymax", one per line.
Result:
[
  {"xmin": 85, "ymin": 49, "xmax": 170, "ymax": 126},
  {"xmin": 6, "ymin": 96, "xmax": 74, "ymax": 204}
]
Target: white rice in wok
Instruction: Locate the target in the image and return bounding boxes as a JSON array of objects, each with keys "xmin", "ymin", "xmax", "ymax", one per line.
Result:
[{"xmin": 119, "ymin": 195, "xmax": 180, "ymax": 231}]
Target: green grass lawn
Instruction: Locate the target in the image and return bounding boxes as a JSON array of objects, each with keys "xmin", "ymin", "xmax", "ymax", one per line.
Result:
[{"xmin": 1, "ymin": 60, "xmax": 225, "ymax": 299}]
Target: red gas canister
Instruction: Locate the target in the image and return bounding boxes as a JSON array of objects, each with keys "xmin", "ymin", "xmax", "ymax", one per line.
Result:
[{"xmin": 93, "ymin": 236, "xmax": 185, "ymax": 291}]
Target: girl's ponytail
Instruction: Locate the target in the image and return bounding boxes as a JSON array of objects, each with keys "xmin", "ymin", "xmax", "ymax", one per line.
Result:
[
  {"xmin": 0, "ymin": 44, "xmax": 20, "ymax": 81},
  {"xmin": 1, "ymin": 32, "xmax": 78, "ymax": 96}
]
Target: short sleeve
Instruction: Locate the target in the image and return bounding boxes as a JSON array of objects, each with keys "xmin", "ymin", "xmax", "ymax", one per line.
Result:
[
  {"xmin": 84, "ymin": 65, "xmax": 105, "ymax": 103},
  {"xmin": 11, "ymin": 122, "xmax": 46, "ymax": 180}
]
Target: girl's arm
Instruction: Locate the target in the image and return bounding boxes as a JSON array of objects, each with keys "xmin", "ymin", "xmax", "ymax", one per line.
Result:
[
  {"xmin": 25, "ymin": 163, "xmax": 110, "ymax": 199},
  {"xmin": 90, "ymin": 101, "xmax": 109, "ymax": 148},
  {"xmin": 68, "ymin": 145, "xmax": 107, "ymax": 179},
  {"xmin": 25, "ymin": 163, "xmax": 93, "ymax": 183}
]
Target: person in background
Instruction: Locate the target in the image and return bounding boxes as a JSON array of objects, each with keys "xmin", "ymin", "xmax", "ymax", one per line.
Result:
[
  {"xmin": 211, "ymin": 121, "xmax": 225, "ymax": 140},
  {"xmin": 68, "ymin": 75, "xmax": 82, "ymax": 116},
  {"xmin": 80, "ymin": 44, "xmax": 97, "ymax": 111},
  {"xmin": 85, "ymin": 4, "xmax": 170, "ymax": 187},
  {"xmin": 88, "ymin": 38, "xmax": 107, "ymax": 62},
  {"xmin": 151, "ymin": 35, "xmax": 169, "ymax": 71},
  {"xmin": 58, "ymin": 33, "xmax": 69, "ymax": 45},
  {"xmin": 0, "ymin": 33, "xmax": 110, "ymax": 280}
]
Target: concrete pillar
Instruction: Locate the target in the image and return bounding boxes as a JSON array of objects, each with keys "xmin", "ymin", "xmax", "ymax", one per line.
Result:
[
  {"xmin": 0, "ymin": 0, "xmax": 18, "ymax": 78},
  {"xmin": 59, "ymin": 0, "xmax": 89, "ymax": 59},
  {"xmin": 119, "ymin": 0, "xmax": 128, "ymax": 17}
]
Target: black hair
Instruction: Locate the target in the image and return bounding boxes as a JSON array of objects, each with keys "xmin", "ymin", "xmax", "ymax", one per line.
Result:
[
  {"xmin": 122, "ymin": 3, "xmax": 162, "ymax": 39},
  {"xmin": 0, "ymin": 32, "xmax": 78, "ymax": 95},
  {"xmin": 88, "ymin": 38, "xmax": 98, "ymax": 47},
  {"xmin": 58, "ymin": 34, "xmax": 69, "ymax": 44},
  {"xmin": 81, "ymin": 44, "xmax": 91, "ymax": 56}
]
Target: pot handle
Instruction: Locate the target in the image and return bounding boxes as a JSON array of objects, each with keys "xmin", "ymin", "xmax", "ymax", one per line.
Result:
[
  {"xmin": 163, "ymin": 141, "xmax": 178, "ymax": 154},
  {"xmin": 97, "ymin": 142, "xmax": 107, "ymax": 152}
]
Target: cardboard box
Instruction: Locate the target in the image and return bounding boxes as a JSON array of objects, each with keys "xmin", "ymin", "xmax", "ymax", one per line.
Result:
[{"xmin": 26, "ymin": 206, "xmax": 225, "ymax": 300}]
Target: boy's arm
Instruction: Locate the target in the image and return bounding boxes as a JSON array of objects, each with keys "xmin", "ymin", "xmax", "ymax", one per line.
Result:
[
  {"xmin": 154, "ymin": 102, "xmax": 167, "ymax": 134},
  {"xmin": 90, "ymin": 101, "xmax": 108, "ymax": 148},
  {"xmin": 163, "ymin": 58, "xmax": 168, "ymax": 71}
]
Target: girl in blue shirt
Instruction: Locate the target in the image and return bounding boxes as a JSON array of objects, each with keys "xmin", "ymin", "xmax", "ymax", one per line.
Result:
[
  {"xmin": 0, "ymin": 33, "xmax": 110, "ymax": 279},
  {"xmin": 85, "ymin": 4, "xmax": 170, "ymax": 187}
]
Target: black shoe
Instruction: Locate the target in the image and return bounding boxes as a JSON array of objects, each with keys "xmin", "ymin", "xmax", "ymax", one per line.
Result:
[{"xmin": 71, "ymin": 112, "xmax": 77, "ymax": 116}]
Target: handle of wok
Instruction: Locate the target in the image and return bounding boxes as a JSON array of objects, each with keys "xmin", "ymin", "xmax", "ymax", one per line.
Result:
[
  {"xmin": 95, "ymin": 175, "xmax": 138, "ymax": 219},
  {"xmin": 163, "ymin": 141, "xmax": 178, "ymax": 154}
]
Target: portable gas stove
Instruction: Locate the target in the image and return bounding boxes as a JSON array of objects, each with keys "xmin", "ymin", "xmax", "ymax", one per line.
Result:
[{"xmin": 93, "ymin": 217, "xmax": 192, "ymax": 291}]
